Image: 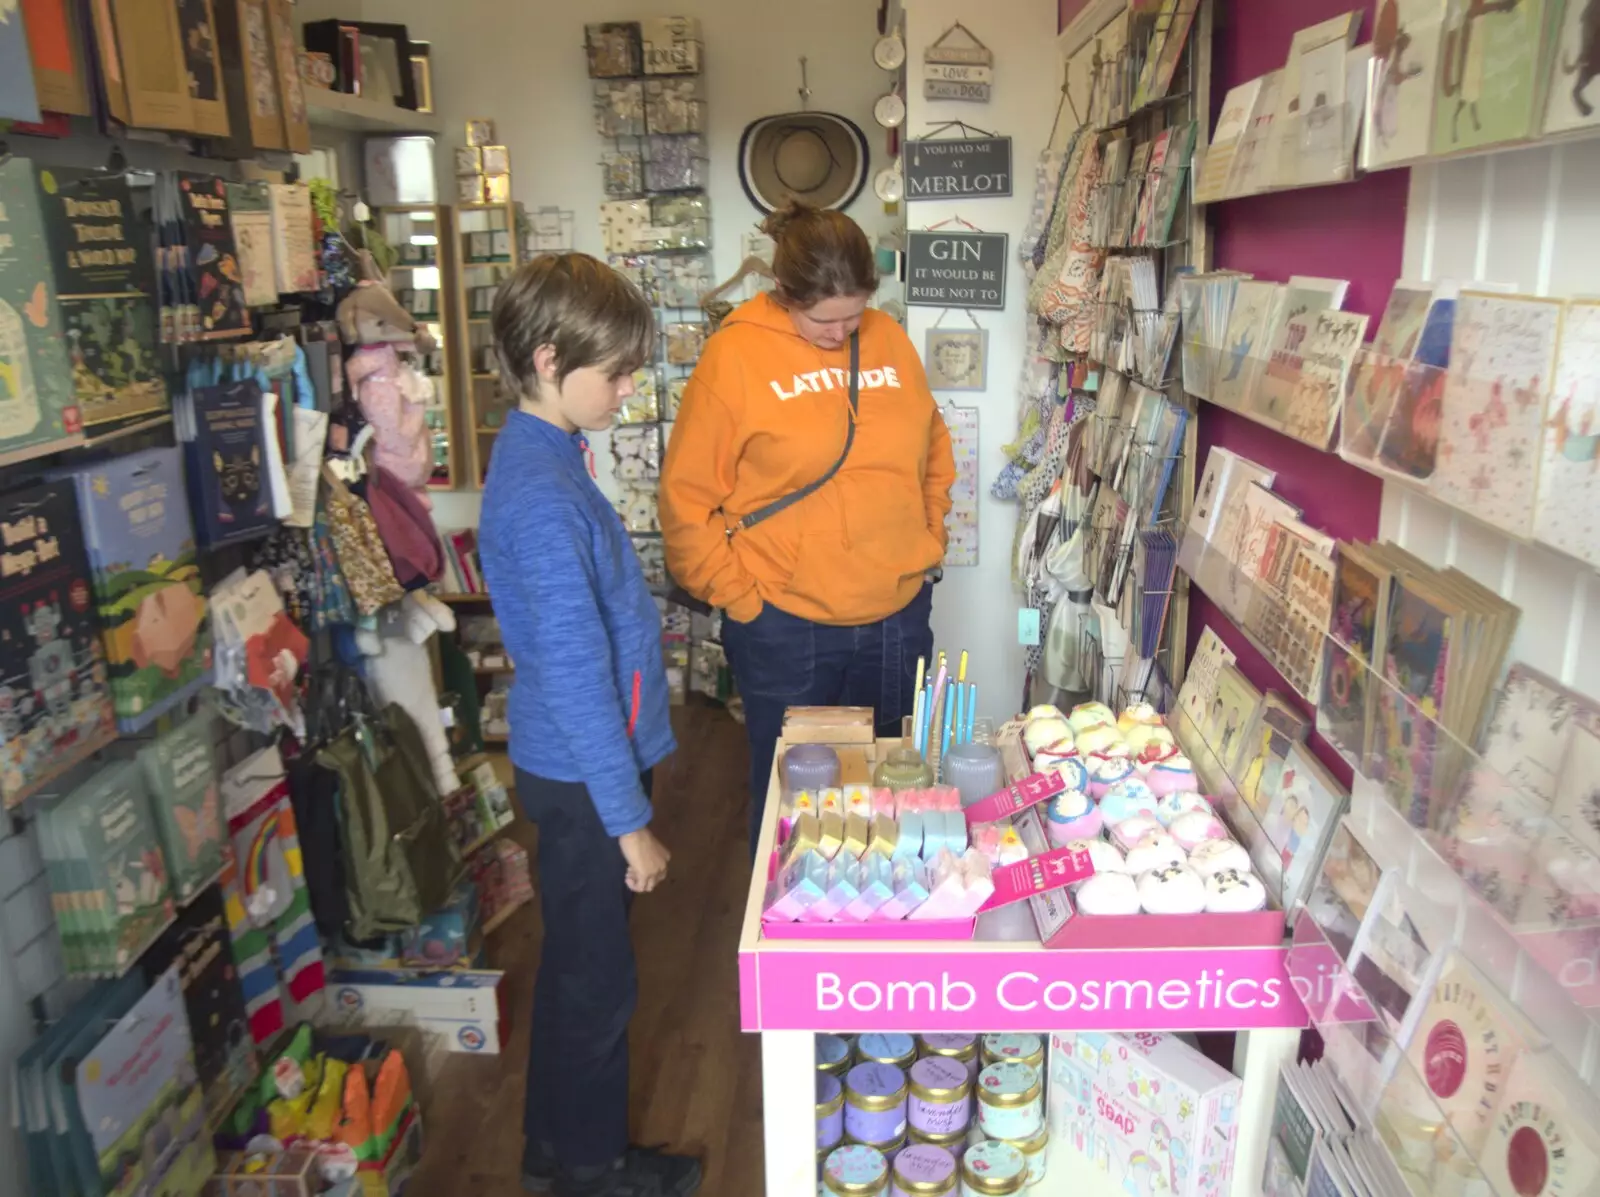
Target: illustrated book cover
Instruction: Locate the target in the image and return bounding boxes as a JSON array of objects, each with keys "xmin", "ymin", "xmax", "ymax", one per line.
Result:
[
  {"xmin": 225, "ymin": 181, "xmax": 278, "ymax": 308},
  {"xmin": 184, "ymin": 378, "xmax": 275, "ymax": 547},
  {"xmin": 135, "ymin": 711, "xmax": 225, "ymax": 901},
  {"xmin": 177, "ymin": 173, "xmax": 248, "ymax": 336}
]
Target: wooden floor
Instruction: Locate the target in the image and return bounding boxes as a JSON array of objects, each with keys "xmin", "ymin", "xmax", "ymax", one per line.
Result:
[{"xmin": 409, "ymin": 704, "xmax": 765, "ymax": 1194}]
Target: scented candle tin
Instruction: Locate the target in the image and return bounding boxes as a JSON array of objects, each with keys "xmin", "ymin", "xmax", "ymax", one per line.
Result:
[
  {"xmin": 819, "ymin": 1073, "xmax": 846, "ymax": 1152},
  {"xmin": 849, "ymin": 1128, "xmax": 907, "ymax": 1162},
  {"xmin": 910, "ymin": 1126, "xmax": 969, "ymax": 1155},
  {"xmin": 823, "ymin": 1144, "xmax": 890, "ymax": 1195},
  {"xmin": 845, "ymin": 1062, "xmax": 909, "ymax": 1146},
  {"xmin": 976, "ymin": 1062, "xmax": 1044, "ymax": 1141},
  {"xmin": 998, "ymin": 1125, "xmax": 1048, "ymax": 1187},
  {"xmin": 918, "ymin": 1033, "xmax": 979, "ymax": 1078},
  {"xmin": 981, "ymin": 1034, "xmax": 1043, "ymax": 1071},
  {"xmin": 907, "ymin": 1056, "xmax": 972, "ymax": 1139},
  {"xmin": 858, "ymin": 1032, "xmax": 918, "ymax": 1070},
  {"xmin": 959, "ymin": 1141, "xmax": 1027, "ymax": 1196},
  {"xmin": 818, "ymin": 1034, "xmax": 853, "ymax": 1077},
  {"xmin": 890, "ymin": 1144, "xmax": 959, "ymax": 1196}
]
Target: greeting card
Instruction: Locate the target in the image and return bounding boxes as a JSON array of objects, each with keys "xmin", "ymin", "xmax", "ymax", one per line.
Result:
[
  {"xmin": 1344, "ymin": 282, "xmax": 1436, "ymax": 463},
  {"xmin": 1479, "ymin": 1053, "xmax": 1600, "ymax": 1197},
  {"xmin": 1533, "ymin": 298, "xmax": 1600, "ymax": 568},
  {"xmin": 1212, "ymin": 281, "xmax": 1284, "ymax": 413},
  {"xmin": 1377, "ymin": 296, "xmax": 1457, "ymax": 481},
  {"xmin": 1431, "ymin": 0, "xmax": 1554, "ymax": 155},
  {"xmin": 1363, "ymin": 0, "xmax": 1449, "ymax": 170}
]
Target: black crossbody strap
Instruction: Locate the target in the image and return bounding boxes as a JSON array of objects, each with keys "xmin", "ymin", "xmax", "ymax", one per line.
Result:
[{"xmin": 730, "ymin": 330, "xmax": 860, "ymax": 536}]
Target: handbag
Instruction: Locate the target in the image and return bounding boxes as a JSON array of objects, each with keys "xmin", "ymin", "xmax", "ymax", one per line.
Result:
[
  {"xmin": 668, "ymin": 331, "xmax": 860, "ymax": 615},
  {"xmin": 322, "ymin": 465, "xmax": 406, "ymax": 615}
]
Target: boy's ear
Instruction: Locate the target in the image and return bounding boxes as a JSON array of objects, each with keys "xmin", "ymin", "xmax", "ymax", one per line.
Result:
[{"xmin": 533, "ymin": 344, "xmax": 560, "ymax": 386}]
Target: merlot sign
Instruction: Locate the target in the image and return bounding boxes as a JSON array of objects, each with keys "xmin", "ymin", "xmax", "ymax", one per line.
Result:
[
  {"xmin": 905, "ymin": 136, "xmax": 1013, "ymax": 200},
  {"xmin": 905, "ymin": 230, "xmax": 1009, "ymax": 310}
]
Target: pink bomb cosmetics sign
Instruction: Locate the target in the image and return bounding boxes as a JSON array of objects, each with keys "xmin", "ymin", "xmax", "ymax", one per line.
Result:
[{"xmin": 739, "ymin": 945, "xmax": 1309, "ymax": 1033}]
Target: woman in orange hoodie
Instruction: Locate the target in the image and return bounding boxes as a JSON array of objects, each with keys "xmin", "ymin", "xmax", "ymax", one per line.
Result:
[{"xmin": 661, "ymin": 202, "xmax": 956, "ymax": 853}]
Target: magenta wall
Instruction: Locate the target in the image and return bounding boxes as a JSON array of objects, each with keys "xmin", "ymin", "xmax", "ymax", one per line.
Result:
[{"xmin": 1188, "ymin": 0, "xmax": 1409, "ymax": 783}]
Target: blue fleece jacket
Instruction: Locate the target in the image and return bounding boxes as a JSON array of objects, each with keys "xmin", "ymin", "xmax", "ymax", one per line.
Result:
[{"xmin": 478, "ymin": 411, "xmax": 675, "ymax": 836}]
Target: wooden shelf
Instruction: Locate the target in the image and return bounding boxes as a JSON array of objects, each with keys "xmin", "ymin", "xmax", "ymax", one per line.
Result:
[
  {"xmin": 305, "ymin": 88, "xmax": 441, "ymax": 133},
  {"xmin": 481, "ymin": 892, "xmax": 532, "ymax": 937}
]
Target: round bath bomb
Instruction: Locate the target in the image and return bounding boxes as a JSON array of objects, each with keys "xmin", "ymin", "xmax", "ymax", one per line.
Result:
[
  {"xmin": 1024, "ymin": 704, "xmax": 1065, "ymax": 724},
  {"xmin": 1134, "ymin": 739, "xmax": 1182, "ymax": 771},
  {"xmin": 1032, "ymin": 742, "xmax": 1082, "ymax": 776},
  {"xmin": 1075, "ymin": 723, "xmax": 1127, "ymax": 756},
  {"xmin": 1022, "ymin": 717, "xmax": 1073, "ymax": 757},
  {"xmin": 1155, "ymin": 789, "xmax": 1211, "ymax": 827},
  {"xmin": 1168, "ymin": 810, "xmax": 1231, "ymax": 853},
  {"xmin": 1064, "ymin": 837, "xmax": 1127, "ymax": 879},
  {"xmin": 1075, "ymin": 872, "xmax": 1141, "ymax": 915},
  {"xmin": 1110, "ymin": 814, "xmax": 1164, "ymax": 852},
  {"xmin": 1187, "ymin": 837, "xmax": 1254, "ymax": 879},
  {"xmin": 1069, "ymin": 702, "xmax": 1117, "ymax": 733},
  {"xmin": 1124, "ymin": 723, "xmax": 1177, "ymax": 758},
  {"xmin": 1047, "ymin": 757, "xmax": 1090, "ymax": 794},
  {"xmin": 1124, "ymin": 832, "xmax": 1188, "ymax": 877},
  {"xmin": 1138, "ymin": 864, "xmax": 1207, "ymax": 914},
  {"xmin": 1205, "ymin": 867, "xmax": 1267, "ymax": 913},
  {"xmin": 1098, "ymin": 777, "xmax": 1160, "ymax": 824},
  {"xmin": 1117, "ymin": 701, "xmax": 1162, "ymax": 735},
  {"xmin": 1046, "ymin": 790, "xmax": 1103, "ymax": 847},
  {"xmin": 1143, "ymin": 755, "xmax": 1199, "ymax": 799},
  {"xmin": 1085, "ymin": 754, "xmax": 1136, "ymax": 799}
]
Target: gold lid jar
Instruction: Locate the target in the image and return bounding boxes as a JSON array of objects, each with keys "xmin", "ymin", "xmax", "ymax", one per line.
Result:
[
  {"xmin": 857, "ymin": 1032, "xmax": 918, "ymax": 1070},
  {"xmin": 980, "ymin": 1033, "xmax": 1043, "ymax": 1071},
  {"xmin": 917, "ymin": 1033, "xmax": 979, "ymax": 1065},
  {"xmin": 910, "ymin": 1125, "xmax": 968, "ymax": 1149},
  {"xmin": 960, "ymin": 1141, "xmax": 1027, "ymax": 1195},
  {"xmin": 975, "ymin": 1062, "xmax": 1042, "ymax": 1110},
  {"xmin": 822, "ymin": 1144, "xmax": 890, "ymax": 1195}
]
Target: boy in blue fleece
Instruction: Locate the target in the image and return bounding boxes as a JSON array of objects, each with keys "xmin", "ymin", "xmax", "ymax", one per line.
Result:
[{"xmin": 478, "ymin": 254, "xmax": 698, "ymax": 1197}]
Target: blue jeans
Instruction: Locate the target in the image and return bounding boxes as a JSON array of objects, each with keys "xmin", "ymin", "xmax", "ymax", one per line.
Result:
[{"xmin": 723, "ymin": 586, "xmax": 934, "ymax": 856}]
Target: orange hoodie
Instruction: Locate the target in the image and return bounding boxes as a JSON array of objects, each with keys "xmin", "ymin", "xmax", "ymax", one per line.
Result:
[{"xmin": 660, "ymin": 293, "xmax": 956, "ymax": 626}]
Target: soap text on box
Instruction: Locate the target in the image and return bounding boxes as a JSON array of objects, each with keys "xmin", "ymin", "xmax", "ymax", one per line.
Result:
[{"xmin": 905, "ymin": 231, "xmax": 1009, "ymax": 311}]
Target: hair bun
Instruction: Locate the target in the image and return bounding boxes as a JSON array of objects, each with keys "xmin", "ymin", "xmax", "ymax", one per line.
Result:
[{"xmin": 759, "ymin": 198, "xmax": 819, "ymax": 240}]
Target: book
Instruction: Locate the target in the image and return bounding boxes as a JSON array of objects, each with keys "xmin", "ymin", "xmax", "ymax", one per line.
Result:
[
  {"xmin": 268, "ymin": 182, "xmax": 317, "ymax": 294},
  {"xmin": 135, "ymin": 711, "xmax": 225, "ymax": 902},
  {"xmin": 1545, "ymin": 0, "xmax": 1600, "ymax": 135},
  {"xmin": 0, "ymin": 481, "xmax": 117, "ymax": 809},
  {"xmin": 57, "ymin": 447, "xmax": 213, "ymax": 733},
  {"xmin": 0, "ymin": 0, "xmax": 41, "ymax": 122},
  {"xmin": 1433, "ymin": 292, "xmax": 1564, "ymax": 537},
  {"xmin": 1196, "ymin": 77, "xmax": 1265, "ymax": 202},
  {"xmin": 1344, "ymin": 282, "xmax": 1438, "ymax": 462},
  {"xmin": 1212, "ymin": 281, "xmax": 1285, "ymax": 413},
  {"xmin": 0, "ymin": 157, "xmax": 82, "ymax": 459},
  {"xmin": 40, "ymin": 170, "xmax": 167, "ymax": 437},
  {"xmin": 226, "ymin": 181, "xmax": 279, "ymax": 308},
  {"xmin": 1263, "ymin": 744, "xmax": 1351, "ymax": 913},
  {"xmin": 1431, "ymin": 0, "xmax": 1557, "ymax": 155},
  {"xmin": 177, "ymin": 173, "xmax": 249, "ymax": 336},
  {"xmin": 1251, "ymin": 285, "xmax": 1345, "ymax": 427},
  {"xmin": 182, "ymin": 379, "xmax": 276, "ymax": 547},
  {"xmin": 1283, "ymin": 310, "xmax": 1371, "ymax": 450},
  {"xmin": 1533, "ymin": 297, "xmax": 1600, "ymax": 568},
  {"xmin": 1363, "ymin": 0, "xmax": 1450, "ymax": 170},
  {"xmin": 1376, "ymin": 295, "xmax": 1457, "ymax": 480}
]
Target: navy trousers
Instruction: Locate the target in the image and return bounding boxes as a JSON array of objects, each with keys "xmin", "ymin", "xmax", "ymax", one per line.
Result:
[{"xmin": 722, "ymin": 586, "xmax": 934, "ymax": 856}]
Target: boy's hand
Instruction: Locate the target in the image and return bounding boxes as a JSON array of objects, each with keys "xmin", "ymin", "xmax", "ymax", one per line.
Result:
[{"xmin": 619, "ymin": 827, "xmax": 671, "ymax": 893}]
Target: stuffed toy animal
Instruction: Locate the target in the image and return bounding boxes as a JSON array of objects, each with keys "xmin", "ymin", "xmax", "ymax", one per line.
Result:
[
  {"xmin": 337, "ymin": 258, "xmax": 438, "ymax": 508},
  {"xmin": 357, "ymin": 592, "xmax": 461, "ymax": 798}
]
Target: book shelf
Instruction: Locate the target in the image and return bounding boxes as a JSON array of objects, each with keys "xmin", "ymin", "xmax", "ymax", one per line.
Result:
[
  {"xmin": 452, "ymin": 201, "xmax": 523, "ymax": 487},
  {"xmin": 377, "ymin": 203, "xmax": 463, "ymax": 489}
]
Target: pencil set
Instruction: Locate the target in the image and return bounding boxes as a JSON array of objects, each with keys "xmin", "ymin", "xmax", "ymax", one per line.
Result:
[{"xmin": 911, "ymin": 649, "xmax": 980, "ymax": 765}]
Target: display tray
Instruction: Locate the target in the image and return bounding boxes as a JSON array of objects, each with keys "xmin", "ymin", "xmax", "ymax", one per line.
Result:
[
  {"xmin": 1047, "ymin": 905, "xmax": 1285, "ymax": 950},
  {"xmin": 758, "ymin": 917, "xmax": 978, "ymax": 942}
]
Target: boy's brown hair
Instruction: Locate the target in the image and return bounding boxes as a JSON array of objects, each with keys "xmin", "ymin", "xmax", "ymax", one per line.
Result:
[{"xmin": 491, "ymin": 253, "xmax": 655, "ymax": 397}]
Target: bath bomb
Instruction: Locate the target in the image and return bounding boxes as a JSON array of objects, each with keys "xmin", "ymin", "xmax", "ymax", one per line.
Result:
[
  {"xmin": 1168, "ymin": 811, "xmax": 1231, "ymax": 853},
  {"xmin": 1134, "ymin": 739, "xmax": 1182, "ymax": 771},
  {"xmin": 1024, "ymin": 704, "xmax": 1065, "ymax": 724},
  {"xmin": 1023, "ymin": 717, "xmax": 1074, "ymax": 757},
  {"xmin": 1075, "ymin": 723, "xmax": 1128, "ymax": 756},
  {"xmin": 1032, "ymin": 741, "xmax": 1082, "ymax": 775},
  {"xmin": 1143, "ymin": 755, "xmax": 1199, "ymax": 799},
  {"xmin": 1085, "ymin": 754, "xmax": 1136, "ymax": 799},
  {"xmin": 1048, "ymin": 757, "xmax": 1090, "ymax": 794},
  {"xmin": 1205, "ymin": 867, "xmax": 1268, "ymax": 913},
  {"xmin": 1124, "ymin": 832, "xmax": 1188, "ymax": 877},
  {"xmin": 1117, "ymin": 701, "xmax": 1162, "ymax": 735},
  {"xmin": 1154, "ymin": 789, "xmax": 1211, "ymax": 827},
  {"xmin": 1187, "ymin": 837, "xmax": 1254, "ymax": 879},
  {"xmin": 1099, "ymin": 777, "xmax": 1160, "ymax": 824},
  {"xmin": 1046, "ymin": 790, "xmax": 1103, "ymax": 847},
  {"xmin": 1110, "ymin": 815, "xmax": 1164, "ymax": 852},
  {"xmin": 1124, "ymin": 722, "xmax": 1177, "ymax": 757},
  {"xmin": 1064, "ymin": 838, "xmax": 1127, "ymax": 878},
  {"xmin": 1074, "ymin": 872, "xmax": 1141, "ymax": 915},
  {"xmin": 1069, "ymin": 702, "xmax": 1117, "ymax": 733},
  {"xmin": 1138, "ymin": 864, "xmax": 1208, "ymax": 914}
]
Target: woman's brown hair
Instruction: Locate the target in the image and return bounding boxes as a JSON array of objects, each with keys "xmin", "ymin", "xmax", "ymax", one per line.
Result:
[{"xmin": 761, "ymin": 200, "xmax": 878, "ymax": 309}]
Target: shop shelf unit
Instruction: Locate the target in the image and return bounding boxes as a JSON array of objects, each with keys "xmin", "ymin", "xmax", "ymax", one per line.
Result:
[{"xmin": 453, "ymin": 200, "xmax": 523, "ymax": 487}]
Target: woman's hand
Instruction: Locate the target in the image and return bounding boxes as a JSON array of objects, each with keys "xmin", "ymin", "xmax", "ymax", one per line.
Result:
[{"xmin": 619, "ymin": 827, "xmax": 671, "ymax": 893}]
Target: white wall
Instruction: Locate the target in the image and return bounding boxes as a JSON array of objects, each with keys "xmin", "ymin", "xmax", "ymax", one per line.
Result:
[
  {"xmin": 904, "ymin": 0, "xmax": 1058, "ymax": 716},
  {"xmin": 1391, "ymin": 142, "xmax": 1600, "ymax": 701}
]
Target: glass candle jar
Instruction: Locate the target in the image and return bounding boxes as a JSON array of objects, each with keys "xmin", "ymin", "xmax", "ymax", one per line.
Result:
[
  {"xmin": 907, "ymin": 1056, "xmax": 973, "ymax": 1139},
  {"xmin": 980, "ymin": 1033, "xmax": 1044, "ymax": 1072},
  {"xmin": 845, "ymin": 1062, "xmax": 909, "ymax": 1146},
  {"xmin": 910, "ymin": 1126, "xmax": 969, "ymax": 1158},
  {"xmin": 942, "ymin": 742, "xmax": 1003, "ymax": 808},
  {"xmin": 918, "ymin": 1033, "xmax": 980, "ymax": 1080},
  {"xmin": 818, "ymin": 1033, "xmax": 853, "ymax": 1078},
  {"xmin": 787, "ymin": 743, "xmax": 843, "ymax": 791},
  {"xmin": 890, "ymin": 1144, "xmax": 959, "ymax": 1197},
  {"xmin": 975, "ymin": 1062, "xmax": 1043, "ymax": 1142},
  {"xmin": 819, "ymin": 1073, "xmax": 846, "ymax": 1153},
  {"xmin": 874, "ymin": 746, "xmax": 934, "ymax": 792},
  {"xmin": 857, "ymin": 1032, "xmax": 918, "ymax": 1070},
  {"xmin": 959, "ymin": 1141, "xmax": 1027, "ymax": 1197},
  {"xmin": 823, "ymin": 1144, "xmax": 890, "ymax": 1196},
  {"xmin": 849, "ymin": 1128, "xmax": 907, "ymax": 1165},
  {"xmin": 999, "ymin": 1125, "xmax": 1047, "ymax": 1187}
]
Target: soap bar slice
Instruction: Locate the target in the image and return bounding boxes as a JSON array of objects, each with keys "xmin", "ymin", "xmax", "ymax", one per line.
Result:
[
  {"xmin": 763, "ymin": 851, "xmax": 828, "ymax": 921},
  {"xmin": 844, "ymin": 852, "xmax": 895, "ymax": 920},
  {"xmin": 783, "ymin": 812, "xmax": 820, "ymax": 867},
  {"xmin": 876, "ymin": 858, "xmax": 930, "ymax": 920},
  {"xmin": 896, "ymin": 812, "xmax": 925, "ymax": 861},
  {"xmin": 817, "ymin": 811, "xmax": 845, "ymax": 861},
  {"xmin": 867, "ymin": 814, "xmax": 899, "ymax": 858},
  {"xmin": 841, "ymin": 812, "xmax": 870, "ymax": 859}
]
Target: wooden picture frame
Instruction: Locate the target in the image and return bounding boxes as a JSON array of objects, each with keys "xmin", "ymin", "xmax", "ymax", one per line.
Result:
[
  {"xmin": 21, "ymin": 0, "xmax": 91, "ymax": 116},
  {"xmin": 174, "ymin": 0, "xmax": 228, "ymax": 136},
  {"xmin": 110, "ymin": 0, "xmax": 194, "ymax": 130},
  {"xmin": 925, "ymin": 328, "xmax": 989, "ymax": 391}
]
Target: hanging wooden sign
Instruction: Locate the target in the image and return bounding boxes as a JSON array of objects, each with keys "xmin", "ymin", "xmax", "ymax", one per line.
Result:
[
  {"xmin": 923, "ymin": 21, "xmax": 992, "ymax": 101},
  {"xmin": 905, "ymin": 136, "xmax": 1012, "ymax": 200},
  {"xmin": 905, "ymin": 230, "xmax": 1008, "ymax": 310}
]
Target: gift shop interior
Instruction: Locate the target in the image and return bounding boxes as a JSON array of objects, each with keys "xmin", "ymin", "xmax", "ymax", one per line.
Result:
[{"xmin": 3, "ymin": 0, "xmax": 1600, "ymax": 1196}]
